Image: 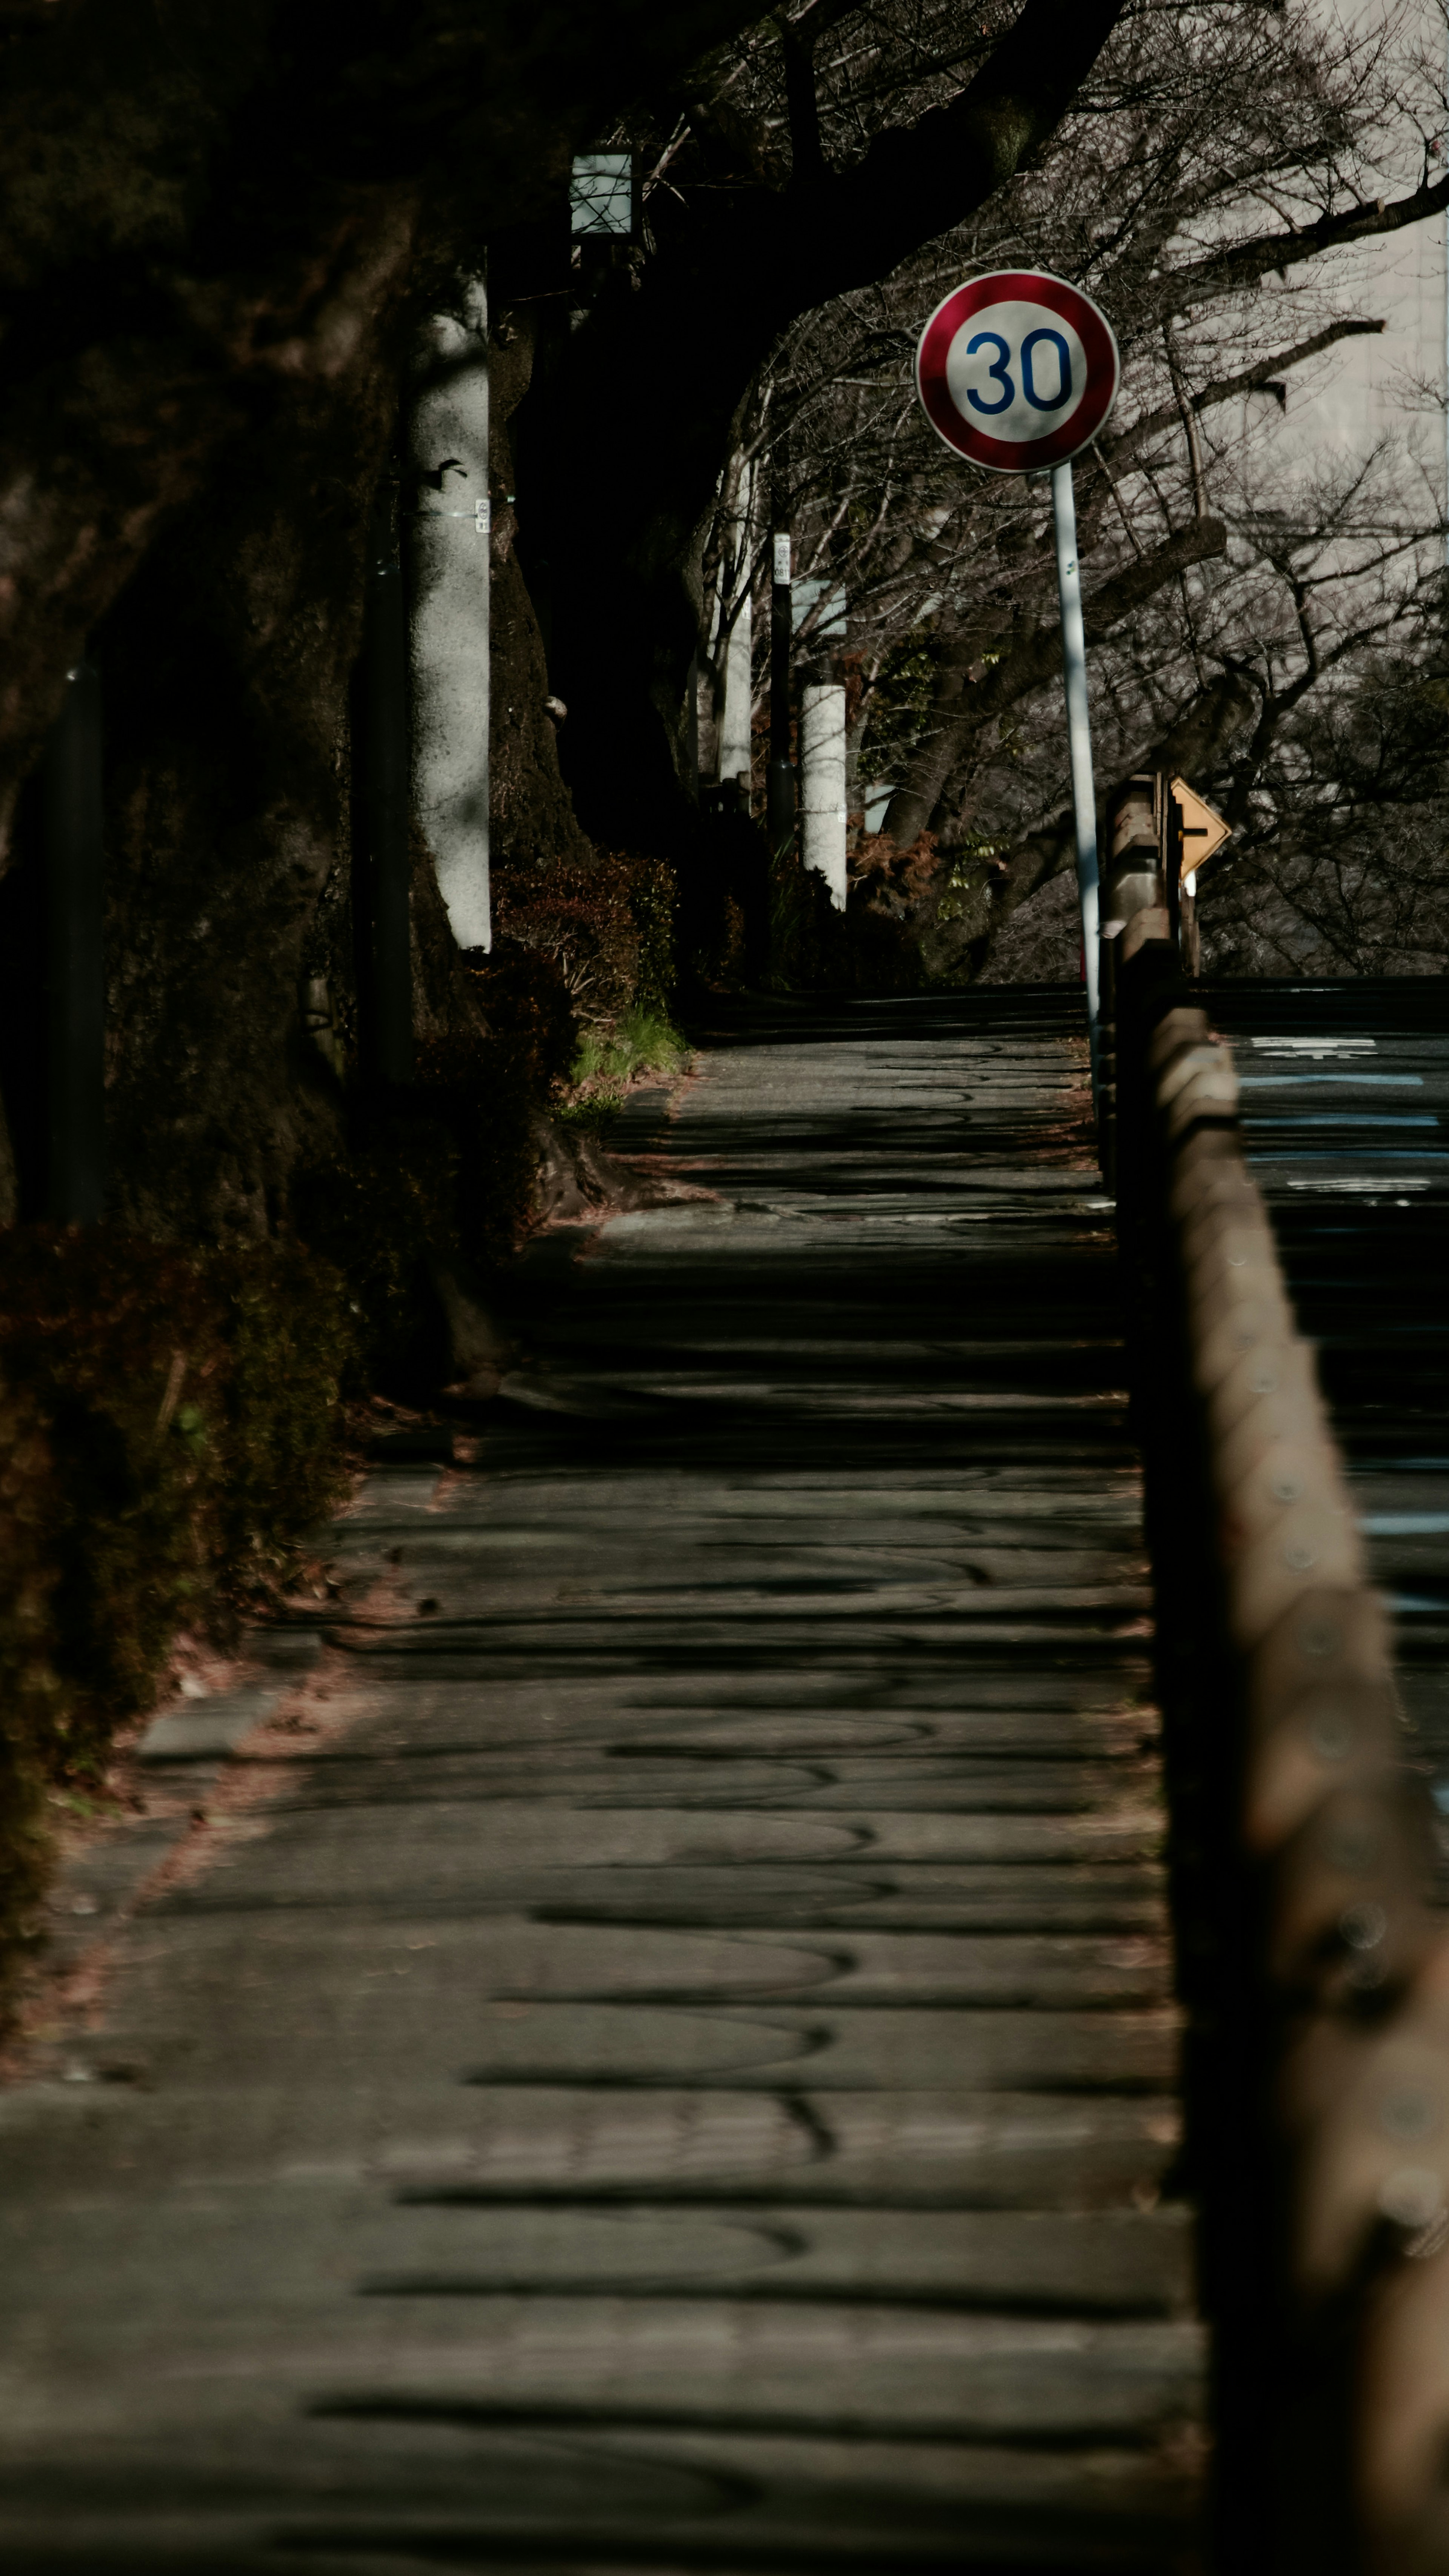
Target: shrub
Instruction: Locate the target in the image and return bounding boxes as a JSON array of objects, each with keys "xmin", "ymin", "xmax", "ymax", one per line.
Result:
[
  {"xmin": 0, "ymin": 1378, "xmax": 63, "ymax": 1970},
  {"xmin": 850, "ymin": 827, "xmax": 941, "ymax": 917},
  {"xmin": 495, "ymin": 862, "xmax": 640, "ymax": 1027},
  {"xmin": 465, "ymin": 936, "xmax": 578, "ymax": 1096},
  {"xmin": 0, "ymin": 1223, "xmax": 354, "ymax": 2008},
  {"xmin": 617, "ymin": 852, "xmax": 678, "ymax": 1007},
  {"xmin": 0, "ymin": 1227, "xmax": 231, "ymax": 1774}
]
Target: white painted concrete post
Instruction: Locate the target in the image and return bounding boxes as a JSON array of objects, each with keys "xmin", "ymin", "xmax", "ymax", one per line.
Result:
[
  {"xmin": 718, "ymin": 468, "xmax": 754, "ymax": 792},
  {"xmin": 718, "ymin": 583, "xmax": 753, "ymax": 790},
  {"xmin": 800, "ymin": 681, "xmax": 848, "ymax": 911},
  {"xmin": 410, "ymin": 279, "xmax": 491, "ymax": 954}
]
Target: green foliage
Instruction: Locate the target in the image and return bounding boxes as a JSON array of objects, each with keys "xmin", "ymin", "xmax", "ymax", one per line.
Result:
[
  {"xmin": 561, "ymin": 1001, "xmax": 692, "ymax": 1128},
  {"xmin": 618, "ymin": 853, "xmax": 677, "ymax": 1007},
  {"xmin": 0, "ymin": 1224, "xmax": 354, "ymax": 2010},
  {"xmin": 857, "ymin": 637, "xmax": 939, "ymax": 783},
  {"xmin": 556, "ymin": 1089, "xmax": 626, "ymax": 1132},
  {"xmin": 573, "ymin": 1003, "xmax": 691, "ymax": 1090}
]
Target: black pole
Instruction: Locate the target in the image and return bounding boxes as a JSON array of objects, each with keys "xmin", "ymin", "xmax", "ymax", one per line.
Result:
[
  {"xmin": 43, "ymin": 661, "xmax": 105, "ymax": 1222},
  {"xmin": 766, "ymin": 464, "xmax": 795, "ymax": 861},
  {"xmin": 359, "ymin": 475, "xmax": 413, "ymax": 1089},
  {"xmin": 1164, "ymin": 780, "xmax": 1184, "ymax": 955}
]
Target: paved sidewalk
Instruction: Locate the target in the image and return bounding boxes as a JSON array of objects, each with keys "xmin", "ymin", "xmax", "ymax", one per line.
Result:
[{"xmin": 0, "ymin": 990, "xmax": 1205, "ymax": 2571}]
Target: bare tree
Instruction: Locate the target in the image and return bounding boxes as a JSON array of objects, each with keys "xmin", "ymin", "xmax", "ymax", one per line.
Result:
[{"xmin": 674, "ymin": 0, "xmax": 1447, "ymax": 979}]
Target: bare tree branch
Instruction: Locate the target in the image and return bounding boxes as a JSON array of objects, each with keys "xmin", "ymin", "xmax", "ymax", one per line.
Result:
[
  {"xmin": 884, "ymin": 516, "xmax": 1228, "ymax": 844},
  {"xmin": 1095, "ymin": 319, "xmax": 1387, "ymax": 480},
  {"xmin": 781, "ymin": 0, "xmax": 1129, "ymax": 312},
  {"xmin": 1166, "ymin": 172, "xmax": 1449, "ymax": 306}
]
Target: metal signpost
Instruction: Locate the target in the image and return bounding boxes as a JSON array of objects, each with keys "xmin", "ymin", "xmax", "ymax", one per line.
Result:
[
  {"xmin": 915, "ymin": 272, "xmax": 1120, "ymax": 1069},
  {"xmin": 767, "ymin": 492, "xmax": 796, "ymax": 861}
]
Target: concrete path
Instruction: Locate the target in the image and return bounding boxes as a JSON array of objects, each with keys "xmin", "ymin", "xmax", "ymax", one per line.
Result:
[{"xmin": 0, "ymin": 990, "xmax": 1206, "ymax": 2571}]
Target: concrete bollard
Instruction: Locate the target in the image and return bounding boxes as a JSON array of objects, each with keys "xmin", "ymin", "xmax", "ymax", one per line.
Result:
[{"xmin": 799, "ymin": 681, "xmax": 847, "ymax": 911}]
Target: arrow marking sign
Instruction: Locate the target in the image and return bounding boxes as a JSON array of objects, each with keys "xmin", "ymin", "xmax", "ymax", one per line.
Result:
[{"xmin": 1171, "ymin": 775, "xmax": 1232, "ymax": 883}]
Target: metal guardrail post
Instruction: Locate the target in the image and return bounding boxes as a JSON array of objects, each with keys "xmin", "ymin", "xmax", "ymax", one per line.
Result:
[{"xmin": 1115, "ymin": 936, "xmax": 1449, "ymax": 2574}]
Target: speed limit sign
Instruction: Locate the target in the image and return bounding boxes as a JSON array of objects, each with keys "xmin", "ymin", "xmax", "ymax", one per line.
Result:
[
  {"xmin": 914, "ymin": 269, "xmax": 1121, "ymax": 1072},
  {"xmin": 915, "ymin": 271, "xmax": 1119, "ymax": 473}
]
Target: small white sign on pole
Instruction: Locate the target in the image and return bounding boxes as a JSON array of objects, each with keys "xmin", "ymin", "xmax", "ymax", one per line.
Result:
[{"xmin": 914, "ymin": 271, "xmax": 1120, "ymax": 1065}]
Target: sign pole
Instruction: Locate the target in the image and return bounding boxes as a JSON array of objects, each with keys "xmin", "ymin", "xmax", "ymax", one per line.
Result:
[
  {"xmin": 1049, "ymin": 459, "xmax": 1099, "ymax": 1076},
  {"xmin": 914, "ymin": 270, "xmax": 1118, "ymax": 1097}
]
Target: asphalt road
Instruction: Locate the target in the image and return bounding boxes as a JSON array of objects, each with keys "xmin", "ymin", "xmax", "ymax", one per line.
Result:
[{"xmin": 1209, "ymin": 979, "xmax": 1449, "ymax": 1874}]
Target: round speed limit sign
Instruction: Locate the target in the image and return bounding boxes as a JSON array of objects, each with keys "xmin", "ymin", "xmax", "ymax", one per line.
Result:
[{"xmin": 915, "ymin": 271, "xmax": 1119, "ymax": 473}]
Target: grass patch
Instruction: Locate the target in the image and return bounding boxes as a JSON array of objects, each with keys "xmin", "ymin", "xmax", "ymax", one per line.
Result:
[
  {"xmin": 570, "ymin": 1004, "xmax": 691, "ymax": 1099},
  {"xmin": 557, "ymin": 1088, "xmax": 626, "ymax": 1133}
]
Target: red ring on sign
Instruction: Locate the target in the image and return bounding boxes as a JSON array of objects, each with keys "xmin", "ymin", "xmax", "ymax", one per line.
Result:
[{"xmin": 916, "ymin": 271, "xmax": 1119, "ymax": 472}]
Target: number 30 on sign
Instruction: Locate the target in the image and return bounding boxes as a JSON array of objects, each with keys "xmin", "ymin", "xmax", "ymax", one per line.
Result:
[{"xmin": 915, "ymin": 271, "xmax": 1120, "ymax": 474}]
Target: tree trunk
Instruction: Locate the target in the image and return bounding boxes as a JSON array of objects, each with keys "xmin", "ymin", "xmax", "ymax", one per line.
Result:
[
  {"xmin": 0, "ymin": 1, "xmax": 762, "ymax": 1239},
  {"xmin": 513, "ymin": 0, "xmax": 1133, "ymax": 849}
]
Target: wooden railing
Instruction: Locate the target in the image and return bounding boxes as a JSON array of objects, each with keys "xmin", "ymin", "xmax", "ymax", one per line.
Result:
[{"xmin": 1106, "ymin": 853, "xmax": 1449, "ymax": 2574}]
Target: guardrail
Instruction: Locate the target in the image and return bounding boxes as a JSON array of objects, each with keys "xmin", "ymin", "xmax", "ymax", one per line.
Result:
[{"xmin": 1104, "ymin": 867, "xmax": 1449, "ymax": 2573}]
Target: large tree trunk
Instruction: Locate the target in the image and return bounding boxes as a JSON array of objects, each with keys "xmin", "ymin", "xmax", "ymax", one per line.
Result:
[
  {"xmin": 0, "ymin": 0, "xmax": 761, "ymax": 1238},
  {"xmin": 512, "ymin": 0, "xmax": 1131, "ymax": 850}
]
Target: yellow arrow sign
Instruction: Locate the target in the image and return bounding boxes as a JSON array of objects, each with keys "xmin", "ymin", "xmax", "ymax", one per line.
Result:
[{"xmin": 1171, "ymin": 776, "xmax": 1231, "ymax": 884}]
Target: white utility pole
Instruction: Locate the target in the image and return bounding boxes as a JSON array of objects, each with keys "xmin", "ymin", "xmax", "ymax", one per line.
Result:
[
  {"xmin": 800, "ymin": 680, "xmax": 848, "ymax": 909},
  {"xmin": 718, "ymin": 469, "xmax": 754, "ymax": 795},
  {"xmin": 410, "ymin": 278, "xmax": 492, "ymax": 954}
]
